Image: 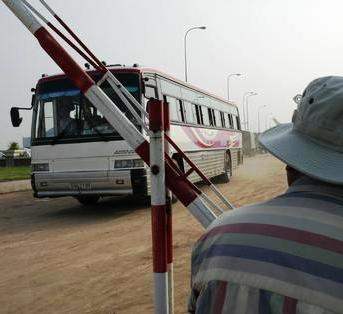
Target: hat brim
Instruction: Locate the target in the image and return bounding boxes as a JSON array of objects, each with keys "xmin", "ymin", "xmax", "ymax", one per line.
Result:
[{"xmin": 259, "ymin": 123, "xmax": 343, "ymax": 185}]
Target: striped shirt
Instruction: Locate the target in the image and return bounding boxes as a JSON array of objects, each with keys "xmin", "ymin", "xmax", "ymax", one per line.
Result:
[{"xmin": 188, "ymin": 176, "xmax": 343, "ymax": 314}]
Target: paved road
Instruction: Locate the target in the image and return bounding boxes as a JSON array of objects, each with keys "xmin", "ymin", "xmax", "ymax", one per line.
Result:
[{"xmin": 0, "ymin": 154, "xmax": 287, "ymax": 314}]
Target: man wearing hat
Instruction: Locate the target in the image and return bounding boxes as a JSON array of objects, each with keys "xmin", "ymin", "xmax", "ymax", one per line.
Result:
[{"xmin": 188, "ymin": 76, "xmax": 343, "ymax": 313}]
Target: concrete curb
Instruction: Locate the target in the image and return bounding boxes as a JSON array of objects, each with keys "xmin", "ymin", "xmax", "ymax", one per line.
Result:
[{"xmin": 0, "ymin": 180, "xmax": 31, "ymax": 194}]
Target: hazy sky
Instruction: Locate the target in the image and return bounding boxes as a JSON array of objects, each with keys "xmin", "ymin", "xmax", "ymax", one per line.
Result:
[{"xmin": 1, "ymin": 0, "xmax": 343, "ymax": 149}]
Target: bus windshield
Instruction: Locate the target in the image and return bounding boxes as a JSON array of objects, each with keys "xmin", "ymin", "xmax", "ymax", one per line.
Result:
[{"xmin": 32, "ymin": 72, "xmax": 141, "ymax": 144}]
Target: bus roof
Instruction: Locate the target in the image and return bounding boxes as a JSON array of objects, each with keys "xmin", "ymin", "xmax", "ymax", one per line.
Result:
[{"xmin": 37, "ymin": 65, "xmax": 238, "ymax": 109}]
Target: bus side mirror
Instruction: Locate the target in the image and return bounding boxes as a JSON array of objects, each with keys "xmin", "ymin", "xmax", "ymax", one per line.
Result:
[{"xmin": 10, "ymin": 107, "xmax": 23, "ymax": 127}]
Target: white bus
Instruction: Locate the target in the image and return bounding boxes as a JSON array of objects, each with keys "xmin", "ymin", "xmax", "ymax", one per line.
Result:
[{"xmin": 12, "ymin": 65, "xmax": 243, "ymax": 205}]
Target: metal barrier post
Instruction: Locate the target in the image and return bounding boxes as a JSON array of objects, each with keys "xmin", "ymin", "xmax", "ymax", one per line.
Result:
[
  {"xmin": 148, "ymin": 98, "xmax": 169, "ymax": 314},
  {"xmin": 164, "ymin": 101, "xmax": 174, "ymax": 314}
]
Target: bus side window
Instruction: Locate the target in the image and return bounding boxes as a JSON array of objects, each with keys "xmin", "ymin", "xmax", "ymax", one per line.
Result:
[
  {"xmin": 166, "ymin": 96, "xmax": 179, "ymax": 122},
  {"xmin": 194, "ymin": 105, "xmax": 203, "ymax": 125},
  {"xmin": 201, "ymin": 106, "xmax": 209, "ymax": 125},
  {"xmin": 191, "ymin": 104, "xmax": 199, "ymax": 124},
  {"xmin": 214, "ymin": 110, "xmax": 221, "ymax": 127},
  {"xmin": 223, "ymin": 113, "xmax": 230, "ymax": 129},
  {"xmin": 228, "ymin": 114, "xmax": 234, "ymax": 129},
  {"xmin": 236, "ymin": 116, "xmax": 241, "ymax": 130},
  {"xmin": 220, "ymin": 112, "xmax": 226, "ymax": 127},
  {"xmin": 208, "ymin": 108, "xmax": 214, "ymax": 126},
  {"xmin": 145, "ymin": 86, "xmax": 156, "ymax": 99},
  {"xmin": 232, "ymin": 115, "xmax": 238, "ymax": 129},
  {"xmin": 177, "ymin": 100, "xmax": 185, "ymax": 122},
  {"xmin": 184, "ymin": 101, "xmax": 195, "ymax": 124},
  {"xmin": 144, "ymin": 86, "xmax": 157, "ymax": 110}
]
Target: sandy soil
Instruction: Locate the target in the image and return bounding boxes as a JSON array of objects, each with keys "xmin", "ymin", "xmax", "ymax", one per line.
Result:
[{"xmin": 0, "ymin": 154, "xmax": 287, "ymax": 314}]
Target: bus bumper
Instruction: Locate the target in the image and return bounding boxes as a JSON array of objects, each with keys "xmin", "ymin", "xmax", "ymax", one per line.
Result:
[{"xmin": 31, "ymin": 168, "xmax": 150, "ymax": 198}]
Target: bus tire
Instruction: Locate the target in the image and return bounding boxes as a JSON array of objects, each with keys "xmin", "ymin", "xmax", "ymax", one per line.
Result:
[
  {"xmin": 75, "ymin": 195, "xmax": 100, "ymax": 206},
  {"xmin": 217, "ymin": 153, "xmax": 232, "ymax": 183}
]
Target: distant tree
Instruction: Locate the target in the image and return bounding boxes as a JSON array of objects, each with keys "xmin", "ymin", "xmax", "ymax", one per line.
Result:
[{"xmin": 7, "ymin": 142, "xmax": 20, "ymax": 151}]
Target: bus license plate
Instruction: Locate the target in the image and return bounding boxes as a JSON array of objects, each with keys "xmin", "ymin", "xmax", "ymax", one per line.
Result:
[{"xmin": 70, "ymin": 183, "xmax": 92, "ymax": 191}]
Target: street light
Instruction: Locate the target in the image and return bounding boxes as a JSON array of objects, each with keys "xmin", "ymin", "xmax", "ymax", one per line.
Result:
[
  {"xmin": 257, "ymin": 105, "xmax": 267, "ymax": 133},
  {"xmin": 184, "ymin": 26, "xmax": 206, "ymax": 82},
  {"xmin": 242, "ymin": 91, "xmax": 256, "ymax": 131},
  {"xmin": 227, "ymin": 73, "xmax": 241, "ymax": 101},
  {"xmin": 265, "ymin": 113, "xmax": 273, "ymax": 130},
  {"xmin": 246, "ymin": 92, "xmax": 258, "ymax": 131}
]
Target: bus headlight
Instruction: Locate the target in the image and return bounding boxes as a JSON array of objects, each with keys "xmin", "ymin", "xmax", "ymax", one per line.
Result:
[
  {"xmin": 114, "ymin": 159, "xmax": 144, "ymax": 169},
  {"xmin": 32, "ymin": 163, "xmax": 49, "ymax": 172}
]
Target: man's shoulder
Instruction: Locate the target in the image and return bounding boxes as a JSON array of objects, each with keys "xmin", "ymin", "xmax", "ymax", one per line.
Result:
[
  {"xmin": 204, "ymin": 195, "xmax": 293, "ymax": 235},
  {"xmin": 206, "ymin": 180, "xmax": 343, "ymax": 235},
  {"xmin": 192, "ymin": 185, "xmax": 343, "ymax": 282},
  {"xmin": 191, "ymin": 185, "xmax": 343, "ymax": 312}
]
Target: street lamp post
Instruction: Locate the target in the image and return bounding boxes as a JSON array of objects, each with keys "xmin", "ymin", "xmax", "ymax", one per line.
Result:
[
  {"xmin": 184, "ymin": 26, "xmax": 206, "ymax": 82},
  {"xmin": 227, "ymin": 73, "xmax": 241, "ymax": 101},
  {"xmin": 246, "ymin": 92, "xmax": 258, "ymax": 131},
  {"xmin": 265, "ymin": 113, "xmax": 273, "ymax": 130},
  {"xmin": 242, "ymin": 91, "xmax": 256, "ymax": 131},
  {"xmin": 258, "ymin": 105, "xmax": 267, "ymax": 133}
]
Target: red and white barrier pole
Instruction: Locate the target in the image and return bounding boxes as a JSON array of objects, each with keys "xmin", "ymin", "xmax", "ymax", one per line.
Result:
[
  {"xmin": 164, "ymin": 101, "xmax": 174, "ymax": 314},
  {"xmin": 148, "ymin": 99, "xmax": 169, "ymax": 314}
]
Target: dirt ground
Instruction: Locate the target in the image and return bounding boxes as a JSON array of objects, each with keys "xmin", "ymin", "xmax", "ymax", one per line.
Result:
[{"xmin": 0, "ymin": 154, "xmax": 287, "ymax": 314}]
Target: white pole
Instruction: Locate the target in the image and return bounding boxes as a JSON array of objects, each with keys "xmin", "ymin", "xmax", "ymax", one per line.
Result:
[
  {"xmin": 163, "ymin": 101, "xmax": 174, "ymax": 314},
  {"xmin": 149, "ymin": 99, "xmax": 169, "ymax": 314}
]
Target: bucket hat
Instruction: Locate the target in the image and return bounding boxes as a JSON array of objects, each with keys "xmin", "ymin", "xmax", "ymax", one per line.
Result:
[{"xmin": 259, "ymin": 76, "xmax": 343, "ymax": 185}]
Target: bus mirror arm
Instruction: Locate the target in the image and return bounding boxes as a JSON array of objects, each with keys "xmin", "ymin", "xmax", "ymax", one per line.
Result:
[{"xmin": 10, "ymin": 95, "xmax": 35, "ymax": 127}]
